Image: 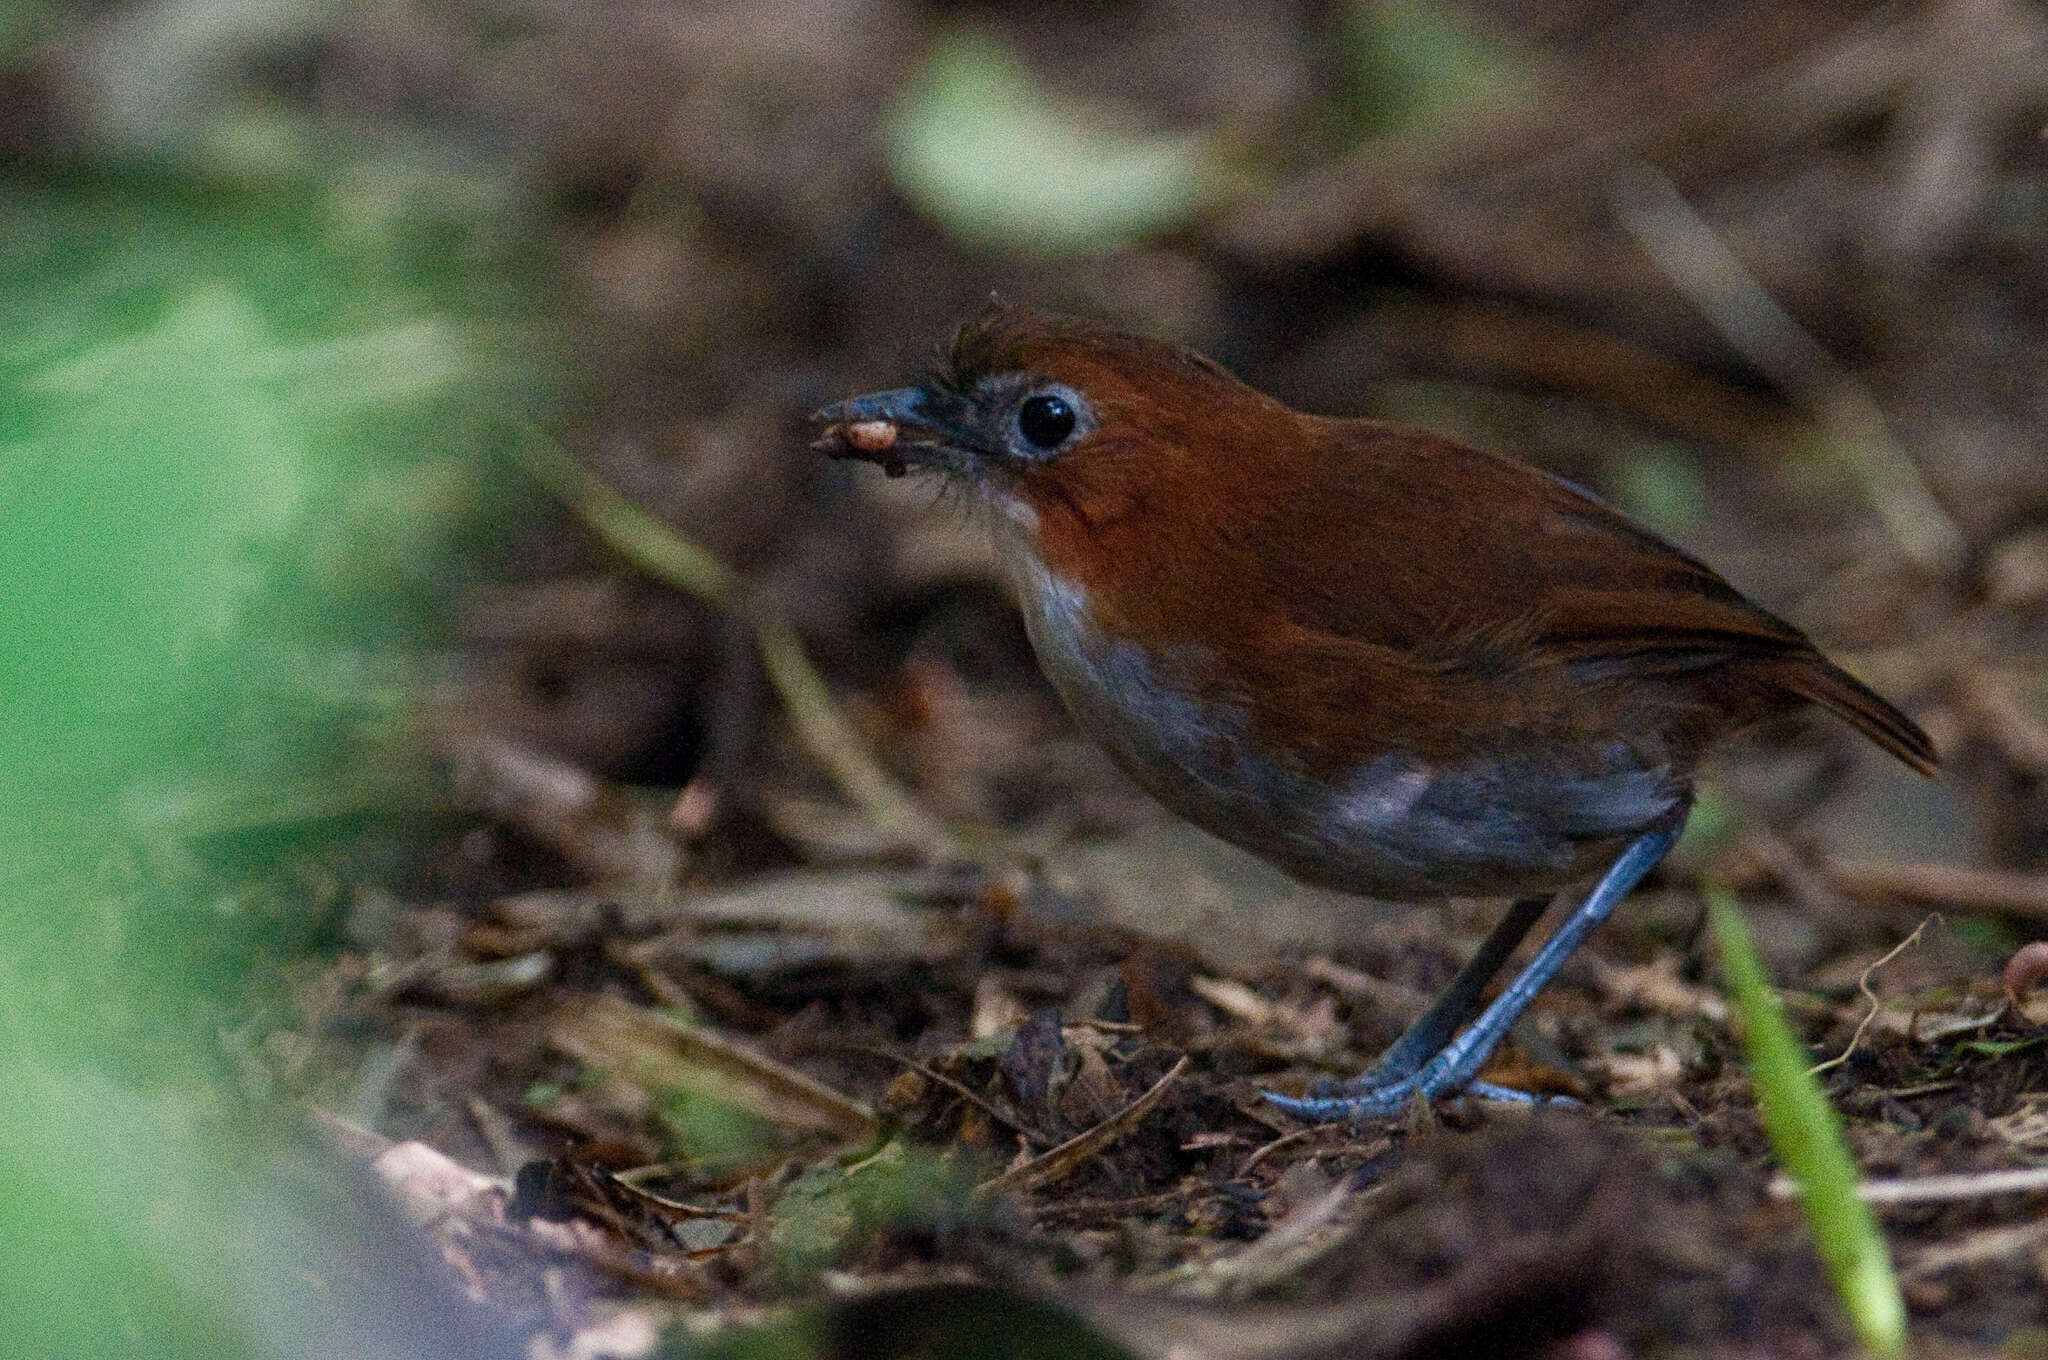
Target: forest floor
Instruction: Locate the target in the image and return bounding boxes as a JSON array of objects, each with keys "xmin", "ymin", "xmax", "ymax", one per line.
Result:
[{"xmin": 46, "ymin": 0, "xmax": 2044, "ymax": 1354}]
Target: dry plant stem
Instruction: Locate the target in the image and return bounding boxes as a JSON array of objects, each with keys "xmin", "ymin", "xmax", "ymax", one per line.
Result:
[
  {"xmin": 512, "ymin": 424, "xmax": 742, "ymax": 605},
  {"xmin": 603, "ymin": 1167, "xmax": 753, "ymax": 1221},
  {"xmin": 1771, "ymin": 1165, "xmax": 2048, "ymax": 1205},
  {"xmin": 973, "ymin": 1056, "xmax": 1191, "ymax": 1200},
  {"xmin": 1239, "ymin": 1124, "xmax": 1336, "ymax": 1176},
  {"xmin": 1727, "ymin": 838, "xmax": 2048, "ymax": 927},
  {"xmin": 1610, "ymin": 164, "xmax": 1962, "ymax": 573},
  {"xmin": 1303, "ymin": 955, "xmax": 1433, "ymax": 1014},
  {"xmin": 855, "ymin": 1044, "xmax": 1048, "ymax": 1146},
  {"xmin": 750, "ymin": 609, "xmax": 947, "ymax": 853},
  {"xmin": 1809, "ymin": 914, "xmax": 1940, "ymax": 1076},
  {"xmin": 1031, "ymin": 1190, "xmax": 1187, "ymax": 1222},
  {"xmin": 553, "ymin": 993, "xmax": 878, "ymax": 1144},
  {"xmin": 445, "ymin": 724, "xmax": 684, "ymax": 887},
  {"xmin": 463, "ymin": 1094, "xmax": 532, "ymax": 1174},
  {"xmin": 1739, "ymin": 826, "xmax": 1850, "ymax": 920},
  {"xmin": 1370, "ymin": 300, "xmax": 1794, "ymax": 448},
  {"xmin": 510, "ymin": 426, "xmax": 944, "ymax": 853},
  {"xmin": 1902, "ymin": 1220, "xmax": 2048, "ymax": 1282},
  {"xmin": 1817, "ymin": 856, "xmax": 2048, "ymax": 924}
]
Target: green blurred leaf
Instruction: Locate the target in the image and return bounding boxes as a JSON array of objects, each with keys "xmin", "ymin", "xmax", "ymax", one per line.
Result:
[
  {"xmin": 884, "ymin": 28, "xmax": 1220, "ymax": 257},
  {"xmin": 1946, "ymin": 913, "xmax": 2020, "ymax": 958},
  {"xmin": 659, "ymin": 1090, "xmax": 780, "ymax": 1175},
  {"xmin": 1709, "ymin": 885, "xmax": 1905, "ymax": 1359},
  {"xmin": 8, "ymin": 286, "xmax": 309, "ymax": 690},
  {"xmin": 1610, "ymin": 444, "xmax": 1708, "ymax": 538},
  {"xmin": 1960, "ymin": 1036, "xmax": 2047, "ymax": 1057},
  {"xmin": 1336, "ymin": 0, "xmax": 1528, "ymax": 139},
  {"xmin": 769, "ymin": 1140, "xmax": 976, "ymax": 1288},
  {"xmin": 0, "ymin": 0, "xmax": 58, "ymax": 61},
  {"xmin": 1671, "ymin": 779, "xmax": 1737, "ymax": 863},
  {"xmin": 0, "ymin": 146, "xmax": 547, "ymax": 1356}
]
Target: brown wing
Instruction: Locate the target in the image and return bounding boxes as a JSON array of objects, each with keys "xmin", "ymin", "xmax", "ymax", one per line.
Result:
[{"xmin": 1262, "ymin": 421, "xmax": 1936, "ymax": 775}]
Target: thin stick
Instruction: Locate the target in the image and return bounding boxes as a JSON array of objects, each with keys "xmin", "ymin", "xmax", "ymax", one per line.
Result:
[
  {"xmin": 1772, "ymin": 1165, "xmax": 2048, "ymax": 1205},
  {"xmin": 512, "ymin": 424, "xmax": 740, "ymax": 606},
  {"xmin": 1903, "ymin": 1220, "xmax": 2048, "ymax": 1281},
  {"xmin": 1030, "ymin": 1189, "xmax": 1188, "ymax": 1221},
  {"xmin": 850, "ymin": 1043, "xmax": 1048, "ymax": 1147},
  {"xmin": 1239, "ymin": 1123, "xmax": 1340, "ymax": 1176},
  {"xmin": 553, "ymin": 993, "xmax": 878, "ymax": 1144},
  {"xmin": 1611, "ymin": 164, "xmax": 1962, "ymax": 572},
  {"xmin": 509, "ymin": 425, "xmax": 944, "ymax": 852},
  {"xmin": 973, "ymin": 1056, "xmax": 1191, "ymax": 1200},
  {"xmin": 1817, "ymin": 856, "xmax": 2048, "ymax": 924},
  {"xmin": 752, "ymin": 610, "xmax": 945, "ymax": 851}
]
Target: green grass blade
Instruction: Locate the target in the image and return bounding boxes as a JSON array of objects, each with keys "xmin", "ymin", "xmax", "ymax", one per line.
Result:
[{"xmin": 1707, "ymin": 883, "xmax": 1905, "ymax": 1358}]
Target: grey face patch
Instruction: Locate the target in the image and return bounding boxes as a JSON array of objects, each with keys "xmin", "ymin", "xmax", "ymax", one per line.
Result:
[{"xmin": 917, "ymin": 371, "xmax": 1100, "ymax": 477}]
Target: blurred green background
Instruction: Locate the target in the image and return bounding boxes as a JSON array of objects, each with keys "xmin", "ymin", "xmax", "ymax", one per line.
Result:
[{"xmin": 1, "ymin": 10, "xmax": 555, "ymax": 1352}]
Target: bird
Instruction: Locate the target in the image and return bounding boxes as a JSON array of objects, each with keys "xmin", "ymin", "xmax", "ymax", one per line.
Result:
[{"xmin": 814, "ymin": 300, "xmax": 1937, "ymax": 1121}]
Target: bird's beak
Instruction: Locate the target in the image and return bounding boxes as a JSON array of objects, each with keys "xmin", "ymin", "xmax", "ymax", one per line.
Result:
[{"xmin": 811, "ymin": 386, "xmax": 960, "ymax": 479}]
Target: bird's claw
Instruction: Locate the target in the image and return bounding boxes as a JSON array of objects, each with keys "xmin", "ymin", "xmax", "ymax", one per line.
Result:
[{"xmin": 1261, "ymin": 1070, "xmax": 1579, "ymax": 1124}]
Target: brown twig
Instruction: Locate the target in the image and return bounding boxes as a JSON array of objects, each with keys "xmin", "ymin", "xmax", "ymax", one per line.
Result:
[
  {"xmin": 1902, "ymin": 1220, "xmax": 2048, "ymax": 1282},
  {"xmin": 1816, "ymin": 856, "xmax": 2048, "ymax": 924},
  {"xmin": 973, "ymin": 1056, "xmax": 1191, "ymax": 1200},
  {"xmin": 1030, "ymin": 1189, "xmax": 1190, "ymax": 1223},
  {"xmin": 1239, "ymin": 1123, "xmax": 1350, "ymax": 1177},
  {"xmin": 1952, "ymin": 669, "xmax": 2048, "ymax": 773},
  {"xmin": 851, "ymin": 1043, "xmax": 1048, "ymax": 1147}
]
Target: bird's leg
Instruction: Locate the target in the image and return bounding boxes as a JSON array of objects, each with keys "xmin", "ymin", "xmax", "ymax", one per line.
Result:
[
  {"xmin": 1264, "ymin": 821, "xmax": 1684, "ymax": 1122},
  {"xmin": 1351, "ymin": 894, "xmax": 1551, "ymax": 1085}
]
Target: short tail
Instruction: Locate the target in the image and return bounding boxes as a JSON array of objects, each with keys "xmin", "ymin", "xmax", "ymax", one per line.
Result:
[{"xmin": 1784, "ymin": 658, "xmax": 1939, "ymax": 777}]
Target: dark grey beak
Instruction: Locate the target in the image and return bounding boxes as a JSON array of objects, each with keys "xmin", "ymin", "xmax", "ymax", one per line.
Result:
[{"xmin": 812, "ymin": 386, "xmax": 955, "ymax": 478}]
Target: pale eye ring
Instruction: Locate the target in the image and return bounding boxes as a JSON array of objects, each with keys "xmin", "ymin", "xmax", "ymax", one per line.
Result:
[{"xmin": 1016, "ymin": 392, "xmax": 1077, "ymax": 450}]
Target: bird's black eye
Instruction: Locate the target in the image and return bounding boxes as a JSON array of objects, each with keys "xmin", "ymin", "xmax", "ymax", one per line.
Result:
[{"xmin": 1016, "ymin": 393, "xmax": 1077, "ymax": 450}]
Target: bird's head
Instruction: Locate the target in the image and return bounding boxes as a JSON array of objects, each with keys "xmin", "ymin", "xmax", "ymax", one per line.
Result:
[{"xmin": 815, "ymin": 301, "xmax": 1296, "ymax": 546}]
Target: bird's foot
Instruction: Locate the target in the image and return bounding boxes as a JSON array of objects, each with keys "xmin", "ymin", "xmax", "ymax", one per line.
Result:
[{"xmin": 1261, "ymin": 1064, "xmax": 1579, "ymax": 1124}]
